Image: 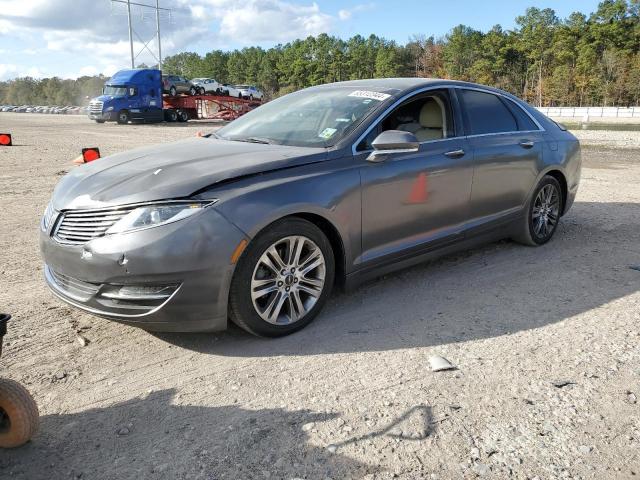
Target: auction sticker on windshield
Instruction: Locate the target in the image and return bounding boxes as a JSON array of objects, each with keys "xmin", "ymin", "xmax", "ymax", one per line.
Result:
[{"xmin": 348, "ymin": 90, "xmax": 391, "ymax": 101}]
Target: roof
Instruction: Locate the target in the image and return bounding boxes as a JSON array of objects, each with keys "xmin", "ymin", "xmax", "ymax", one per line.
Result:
[
  {"xmin": 310, "ymin": 77, "xmax": 511, "ymax": 97},
  {"xmin": 107, "ymin": 69, "xmax": 161, "ymax": 85}
]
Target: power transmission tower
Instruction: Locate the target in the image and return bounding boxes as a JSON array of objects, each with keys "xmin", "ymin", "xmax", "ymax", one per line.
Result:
[{"xmin": 111, "ymin": 0, "xmax": 171, "ymax": 70}]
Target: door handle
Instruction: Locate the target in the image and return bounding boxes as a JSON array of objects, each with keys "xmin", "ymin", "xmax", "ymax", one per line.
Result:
[
  {"xmin": 444, "ymin": 149, "xmax": 465, "ymax": 158},
  {"xmin": 519, "ymin": 140, "xmax": 535, "ymax": 149}
]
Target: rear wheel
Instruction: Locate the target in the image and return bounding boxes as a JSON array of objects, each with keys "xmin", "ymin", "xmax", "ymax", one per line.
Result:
[
  {"xmin": 164, "ymin": 109, "xmax": 178, "ymax": 122},
  {"xmin": 189, "ymin": 86, "xmax": 197, "ymax": 96},
  {"xmin": 0, "ymin": 378, "xmax": 39, "ymax": 448},
  {"xmin": 229, "ymin": 218, "xmax": 334, "ymax": 337},
  {"xmin": 513, "ymin": 175, "xmax": 563, "ymax": 246},
  {"xmin": 199, "ymin": 87, "xmax": 205, "ymax": 95},
  {"xmin": 177, "ymin": 110, "xmax": 189, "ymax": 122},
  {"xmin": 169, "ymin": 86, "xmax": 177, "ymax": 97},
  {"xmin": 95, "ymin": 119, "xmax": 105, "ymax": 124}
]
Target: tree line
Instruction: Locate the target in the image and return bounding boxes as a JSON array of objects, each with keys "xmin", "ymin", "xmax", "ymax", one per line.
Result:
[{"xmin": 2, "ymin": 1, "xmax": 639, "ymax": 107}]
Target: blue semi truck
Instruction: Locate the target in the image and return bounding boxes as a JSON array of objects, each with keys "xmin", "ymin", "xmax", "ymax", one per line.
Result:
[
  {"xmin": 88, "ymin": 69, "xmax": 172, "ymax": 124},
  {"xmin": 88, "ymin": 68, "xmax": 260, "ymax": 124}
]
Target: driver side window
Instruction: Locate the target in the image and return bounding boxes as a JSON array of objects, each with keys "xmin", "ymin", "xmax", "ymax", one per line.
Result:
[{"xmin": 356, "ymin": 89, "xmax": 456, "ymax": 152}]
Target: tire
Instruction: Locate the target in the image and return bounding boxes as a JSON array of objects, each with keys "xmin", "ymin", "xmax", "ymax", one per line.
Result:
[
  {"xmin": 189, "ymin": 86, "xmax": 197, "ymax": 96},
  {"xmin": 0, "ymin": 378, "xmax": 39, "ymax": 448},
  {"xmin": 164, "ymin": 109, "xmax": 178, "ymax": 122},
  {"xmin": 513, "ymin": 175, "xmax": 563, "ymax": 246},
  {"xmin": 177, "ymin": 110, "xmax": 189, "ymax": 122},
  {"xmin": 95, "ymin": 119, "xmax": 105, "ymax": 124},
  {"xmin": 169, "ymin": 86, "xmax": 177, "ymax": 97},
  {"xmin": 199, "ymin": 87, "xmax": 206, "ymax": 95},
  {"xmin": 229, "ymin": 218, "xmax": 335, "ymax": 337},
  {"xmin": 116, "ymin": 110, "xmax": 129, "ymax": 124}
]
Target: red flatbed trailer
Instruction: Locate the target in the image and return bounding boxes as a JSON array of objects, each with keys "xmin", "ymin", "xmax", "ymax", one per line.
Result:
[{"xmin": 163, "ymin": 94, "xmax": 262, "ymax": 122}]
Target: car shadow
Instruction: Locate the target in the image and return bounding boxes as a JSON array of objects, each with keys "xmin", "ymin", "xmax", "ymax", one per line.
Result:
[
  {"xmin": 0, "ymin": 388, "xmax": 373, "ymax": 480},
  {"xmin": 155, "ymin": 200, "xmax": 639, "ymax": 357}
]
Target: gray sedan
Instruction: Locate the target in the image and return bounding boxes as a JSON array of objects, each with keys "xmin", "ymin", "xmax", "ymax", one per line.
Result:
[{"xmin": 40, "ymin": 79, "xmax": 581, "ymax": 337}]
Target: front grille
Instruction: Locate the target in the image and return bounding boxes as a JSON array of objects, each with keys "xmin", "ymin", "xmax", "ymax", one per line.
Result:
[
  {"xmin": 88, "ymin": 100, "xmax": 103, "ymax": 114},
  {"xmin": 47, "ymin": 266, "xmax": 100, "ymax": 302},
  {"xmin": 54, "ymin": 207, "xmax": 135, "ymax": 245}
]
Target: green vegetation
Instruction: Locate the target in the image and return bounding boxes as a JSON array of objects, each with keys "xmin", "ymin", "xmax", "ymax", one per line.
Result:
[{"xmin": 2, "ymin": 1, "xmax": 639, "ymax": 106}]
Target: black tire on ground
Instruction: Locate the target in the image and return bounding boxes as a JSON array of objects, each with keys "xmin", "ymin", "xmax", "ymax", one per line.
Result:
[
  {"xmin": 169, "ymin": 86, "xmax": 177, "ymax": 97},
  {"xmin": 164, "ymin": 109, "xmax": 178, "ymax": 122},
  {"xmin": 513, "ymin": 175, "xmax": 563, "ymax": 246},
  {"xmin": 95, "ymin": 119, "xmax": 105, "ymax": 124},
  {"xmin": 177, "ymin": 110, "xmax": 189, "ymax": 122},
  {"xmin": 0, "ymin": 378, "xmax": 39, "ymax": 448},
  {"xmin": 229, "ymin": 218, "xmax": 335, "ymax": 337},
  {"xmin": 116, "ymin": 110, "xmax": 129, "ymax": 124}
]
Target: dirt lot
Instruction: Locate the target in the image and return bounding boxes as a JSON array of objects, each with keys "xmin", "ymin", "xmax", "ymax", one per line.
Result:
[{"xmin": 0, "ymin": 113, "xmax": 639, "ymax": 479}]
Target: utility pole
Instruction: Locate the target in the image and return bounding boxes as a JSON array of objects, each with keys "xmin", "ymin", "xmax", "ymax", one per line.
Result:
[
  {"xmin": 126, "ymin": 0, "xmax": 134, "ymax": 68},
  {"xmin": 112, "ymin": 0, "xmax": 171, "ymax": 70},
  {"xmin": 156, "ymin": 0, "xmax": 162, "ymax": 70}
]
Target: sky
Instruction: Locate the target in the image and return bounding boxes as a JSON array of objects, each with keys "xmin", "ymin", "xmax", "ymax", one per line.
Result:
[{"xmin": 0, "ymin": 0, "xmax": 603, "ymax": 80}]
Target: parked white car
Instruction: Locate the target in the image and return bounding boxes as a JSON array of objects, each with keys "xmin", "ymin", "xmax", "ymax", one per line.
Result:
[
  {"xmin": 191, "ymin": 78, "xmax": 224, "ymax": 95},
  {"xmin": 222, "ymin": 84, "xmax": 242, "ymax": 98},
  {"xmin": 235, "ymin": 85, "xmax": 263, "ymax": 100}
]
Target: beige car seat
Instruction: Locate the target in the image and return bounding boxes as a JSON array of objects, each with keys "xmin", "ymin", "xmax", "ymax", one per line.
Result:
[{"xmin": 414, "ymin": 99, "xmax": 444, "ymax": 142}]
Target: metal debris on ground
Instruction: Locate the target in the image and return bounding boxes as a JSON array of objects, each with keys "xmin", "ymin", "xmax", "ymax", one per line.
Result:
[{"xmin": 429, "ymin": 355, "xmax": 456, "ymax": 372}]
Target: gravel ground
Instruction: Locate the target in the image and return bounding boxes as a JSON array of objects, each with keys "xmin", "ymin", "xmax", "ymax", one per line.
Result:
[{"xmin": 0, "ymin": 113, "xmax": 639, "ymax": 479}]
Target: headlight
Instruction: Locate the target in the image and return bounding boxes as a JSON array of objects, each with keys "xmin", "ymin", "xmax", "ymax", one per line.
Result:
[
  {"xmin": 41, "ymin": 202, "xmax": 56, "ymax": 231},
  {"xmin": 106, "ymin": 201, "xmax": 215, "ymax": 235},
  {"xmin": 106, "ymin": 106, "xmax": 114, "ymax": 111}
]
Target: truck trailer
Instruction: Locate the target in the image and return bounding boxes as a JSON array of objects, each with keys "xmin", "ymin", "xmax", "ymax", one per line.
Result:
[{"xmin": 88, "ymin": 68, "xmax": 260, "ymax": 124}]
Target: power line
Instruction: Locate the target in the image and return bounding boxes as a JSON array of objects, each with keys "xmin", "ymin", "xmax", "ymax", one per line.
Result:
[{"xmin": 111, "ymin": 0, "xmax": 171, "ymax": 70}]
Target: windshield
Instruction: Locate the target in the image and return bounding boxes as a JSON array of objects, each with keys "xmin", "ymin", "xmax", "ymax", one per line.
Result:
[
  {"xmin": 216, "ymin": 87, "xmax": 391, "ymax": 147},
  {"xmin": 102, "ymin": 85, "xmax": 127, "ymax": 97},
  {"xmin": 192, "ymin": 78, "xmax": 206, "ymax": 83}
]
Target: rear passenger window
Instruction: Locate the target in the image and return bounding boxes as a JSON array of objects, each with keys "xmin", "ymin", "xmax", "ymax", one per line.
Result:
[
  {"xmin": 503, "ymin": 98, "xmax": 539, "ymax": 131},
  {"xmin": 459, "ymin": 89, "xmax": 517, "ymax": 135}
]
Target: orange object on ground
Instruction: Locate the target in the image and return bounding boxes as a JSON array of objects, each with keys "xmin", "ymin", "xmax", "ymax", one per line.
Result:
[
  {"xmin": 82, "ymin": 148, "xmax": 101, "ymax": 162},
  {"xmin": 0, "ymin": 134, "xmax": 12, "ymax": 146}
]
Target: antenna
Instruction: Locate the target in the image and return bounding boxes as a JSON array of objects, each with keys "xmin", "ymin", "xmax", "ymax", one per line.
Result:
[{"xmin": 111, "ymin": 0, "xmax": 171, "ymax": 70}]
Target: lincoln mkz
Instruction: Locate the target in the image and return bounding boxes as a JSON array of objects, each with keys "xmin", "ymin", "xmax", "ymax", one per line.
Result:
[{"xmin": 40, "ymin": 79, "xmax": 581, "ymax": 337}]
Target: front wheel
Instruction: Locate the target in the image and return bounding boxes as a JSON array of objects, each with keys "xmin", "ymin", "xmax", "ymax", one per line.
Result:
[
  {"xmin": 229, "ymin": 218, "xmax": 335, "ymax": 337},
  {"xmin": 513, "ymin": 175, "xmax": 563, "ymax": 246},
  {"xmin": 169, "ymin": 86, "xmax": 177, "ymax": 97},
  {"xmin": 0, "ymin": 378, "xmax": 39, "ymax": 448},
  {"xmin": 116, "ymin": 110, "xmax": 129, "ymax": 124}
]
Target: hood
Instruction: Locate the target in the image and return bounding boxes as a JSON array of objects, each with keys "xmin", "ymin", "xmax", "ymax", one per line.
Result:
[
  {"xmin": 94, "ymin": 95, "xmax": 121, "ymax": 104},
  {"xmin": 51, "ymin": 137, "xmax": 327, "ymax": 210}
]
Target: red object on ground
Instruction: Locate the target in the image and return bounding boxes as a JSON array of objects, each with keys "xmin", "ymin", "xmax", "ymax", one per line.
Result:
[
  {"xmin": 0, "ymin": 134, "xmax": 12, "ymax": 146},
  {"xmin": 82, "ymin": 148, "xmax": 101, "ymax": 162}
]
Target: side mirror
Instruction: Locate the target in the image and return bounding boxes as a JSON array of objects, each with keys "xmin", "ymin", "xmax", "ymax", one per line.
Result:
[{"xmin": 367, "ymin": 130, "xmax": 420, "ymax": 162}]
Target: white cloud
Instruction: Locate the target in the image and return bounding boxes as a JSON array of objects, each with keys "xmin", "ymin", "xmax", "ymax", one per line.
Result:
[
  {"xmin": 0, "ymin": 63, "xmax": 47, "ymax": 80},
  {"xmin": 338, "ymin": 3, "xmax": 375, "ymax": 22},
  {"xmin": 0, "ymin": 0, "xmax": 345, "ymax": 79}
]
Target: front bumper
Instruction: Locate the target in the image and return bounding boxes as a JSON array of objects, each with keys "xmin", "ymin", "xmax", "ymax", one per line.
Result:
[
  {"xmin": 40, "ymin": 207, "xmax": 248, "ymax": 332},
  {"xmin": 88, "ymin": 111, "xmax": 116, "ymax": 121}
]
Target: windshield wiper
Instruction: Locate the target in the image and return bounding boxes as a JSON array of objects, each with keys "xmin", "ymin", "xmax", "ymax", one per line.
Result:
[{"xmin": 233, "ymin": 137, "xmax": 275, "ymax": 145}]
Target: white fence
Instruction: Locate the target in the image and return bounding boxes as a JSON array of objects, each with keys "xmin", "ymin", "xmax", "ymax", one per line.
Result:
[{"xmin": 536, "ymin": 106, "xmax": 640, "ymax": 118}]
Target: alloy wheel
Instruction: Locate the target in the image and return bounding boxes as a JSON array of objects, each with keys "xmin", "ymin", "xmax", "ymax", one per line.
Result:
[
  {"xmin": 250, "ymin": 236, "xmax": 326, "ymax": 325},
  {"xmin": 532, "ymin": 184, "xmax": 560, "ymax": 240}
]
